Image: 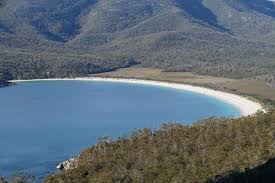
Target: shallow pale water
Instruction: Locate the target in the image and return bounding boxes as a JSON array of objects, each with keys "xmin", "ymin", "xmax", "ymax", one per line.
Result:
[{"xmin": 0, "ymin": 80, "xmax": 240, "ymax": 179}]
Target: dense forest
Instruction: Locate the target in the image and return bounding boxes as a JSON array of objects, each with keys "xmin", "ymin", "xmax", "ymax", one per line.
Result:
[
  {"xmin": 0, "ymin": 52, "xmax": 137, "ymax": 80},
  {"xmin": 0, "ymin": 0, "xmax": 275, "ymax": 83},
  {"xmin": 207, "ymin": 157, "xmax": 275, "ymax": 183}
]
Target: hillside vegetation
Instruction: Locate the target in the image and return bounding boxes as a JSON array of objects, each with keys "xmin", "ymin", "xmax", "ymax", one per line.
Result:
[
  {"xmin": 207, "ymin": 157, "xmax": 275, "ymax": 183},
  {"xmin": 0, "ymin": 0, "xmax": 275, "ymax": 81},
  {"xmin": 1, "ymin": 108, "xmax": 274, "ymax": 182},
  {"xmin": 43, "ymin": 109, "xmax": 275, "ymax": 183}
]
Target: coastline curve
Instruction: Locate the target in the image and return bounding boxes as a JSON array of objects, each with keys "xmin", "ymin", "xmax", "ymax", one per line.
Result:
[{"xmin": 11, "ymin": 77, "xmax": 264, "ymax": 117}]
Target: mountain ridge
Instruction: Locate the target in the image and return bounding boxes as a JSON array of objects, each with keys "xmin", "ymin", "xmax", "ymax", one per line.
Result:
[{"xmin": 0, "ymin": 0, "xmax": 275, "ymax": 82}]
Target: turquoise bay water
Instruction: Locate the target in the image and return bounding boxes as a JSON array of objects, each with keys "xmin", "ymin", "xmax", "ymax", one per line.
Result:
[{"xmin": 0, "ymin": 80, "xmax": 240, "ymax": 178}]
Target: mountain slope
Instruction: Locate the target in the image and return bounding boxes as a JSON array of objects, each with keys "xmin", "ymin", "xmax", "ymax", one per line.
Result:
[
  {"xmin": 203, "ymin": 0, "xmax": 275, "ymax": 40},
  {"xmin": 0, "ymin": 0, "xmax": 275, "ymax": 81},
  {"xmin": 2, "ymin": 0, "xmax": 275, "ymax": 42}
]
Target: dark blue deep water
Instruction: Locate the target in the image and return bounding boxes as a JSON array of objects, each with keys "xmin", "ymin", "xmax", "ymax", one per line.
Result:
[{"xmin": 0, "ymin": 80, "xmax": 240, "ymax": 179}]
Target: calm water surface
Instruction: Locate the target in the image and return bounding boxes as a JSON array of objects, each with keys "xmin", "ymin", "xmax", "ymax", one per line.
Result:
[{"xmin": 0, "ymin": 80, "xmax": 240, "ymax": 178}]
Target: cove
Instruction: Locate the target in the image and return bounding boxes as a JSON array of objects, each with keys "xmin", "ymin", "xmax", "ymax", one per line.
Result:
[{"xmin": 0, "ymin": 80, "xmax": 241, "ymax": 179}]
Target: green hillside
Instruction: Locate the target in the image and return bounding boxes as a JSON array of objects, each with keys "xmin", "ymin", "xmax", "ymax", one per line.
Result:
[{"xmin": 0, "ymin": 0, "xmax": 275, "ymax": 82}]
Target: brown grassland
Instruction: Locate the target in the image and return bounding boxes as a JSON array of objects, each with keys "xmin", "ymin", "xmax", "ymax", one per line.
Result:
[{"xmin": 92, "ymin": 66, "xmax": 275, "ymax": 102}]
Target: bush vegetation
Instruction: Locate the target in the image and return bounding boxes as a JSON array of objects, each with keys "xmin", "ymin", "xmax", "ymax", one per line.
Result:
[
  {"xmin": 43, "ymin": 109, "xmax": 275, "ymax": 183},
  {"xmin": 1, "ymin": 0, "xmax": 275, "ymax": 83}
]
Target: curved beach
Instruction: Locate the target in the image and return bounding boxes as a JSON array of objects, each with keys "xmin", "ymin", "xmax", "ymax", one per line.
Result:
[{"xmin": 12, "ymin": 77, "xmax": 263, "ymax": 116}]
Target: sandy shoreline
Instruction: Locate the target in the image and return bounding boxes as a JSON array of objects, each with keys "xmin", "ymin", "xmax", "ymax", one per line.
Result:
[{"xmin": 11, "ymin": 77, "xmax": 263, "ymax": 116}]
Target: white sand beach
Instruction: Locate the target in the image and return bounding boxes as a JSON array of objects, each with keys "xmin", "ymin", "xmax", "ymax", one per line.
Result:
[{"xmin": 11, "ymin": 77, "xmax": 263, "ymax": 116}]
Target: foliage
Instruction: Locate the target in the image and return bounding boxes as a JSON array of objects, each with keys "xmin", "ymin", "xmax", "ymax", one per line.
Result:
[
  {"xmin": 0, "ymin": 177, "xmax": 8, "ymax": 183},
  {"xmin": 0, "ymin": 173, "xmax": 34, "ymax": 183},
  {"xmin": 207, "ymin": 157, "xmax": 275, "ymax": 183},
  {"xmin": 0, "ymin": 0, "xmax": 275, "ymax": 82},
  {"xmin": 0, "ymin": 52, "xmax": 137, "ymax": 80},
  {"xmin": 44, "ymin": 110, "xmax": 275, "ymax": 183}
]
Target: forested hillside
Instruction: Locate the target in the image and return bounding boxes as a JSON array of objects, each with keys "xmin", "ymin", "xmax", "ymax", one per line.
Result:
[
  {"xmin": 44, "ymin": 110, "xmax": 275, "ymax": 183},
  {"xmin": 208, "ymin": 157, "xmax": 275, "ymax": 183},
  {"xmin": 0, "ymin": 0, "xmax": 275, "ymax": 82}
]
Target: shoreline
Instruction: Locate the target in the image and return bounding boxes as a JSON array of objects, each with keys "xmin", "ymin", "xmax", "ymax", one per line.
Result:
[
  {"xmin": 0, "ymin": 80, "xmax": 12, "ymax": 87},
  {"xmin": 11, "ymin": 77, "xmax": 264, "ymax": 116}
]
